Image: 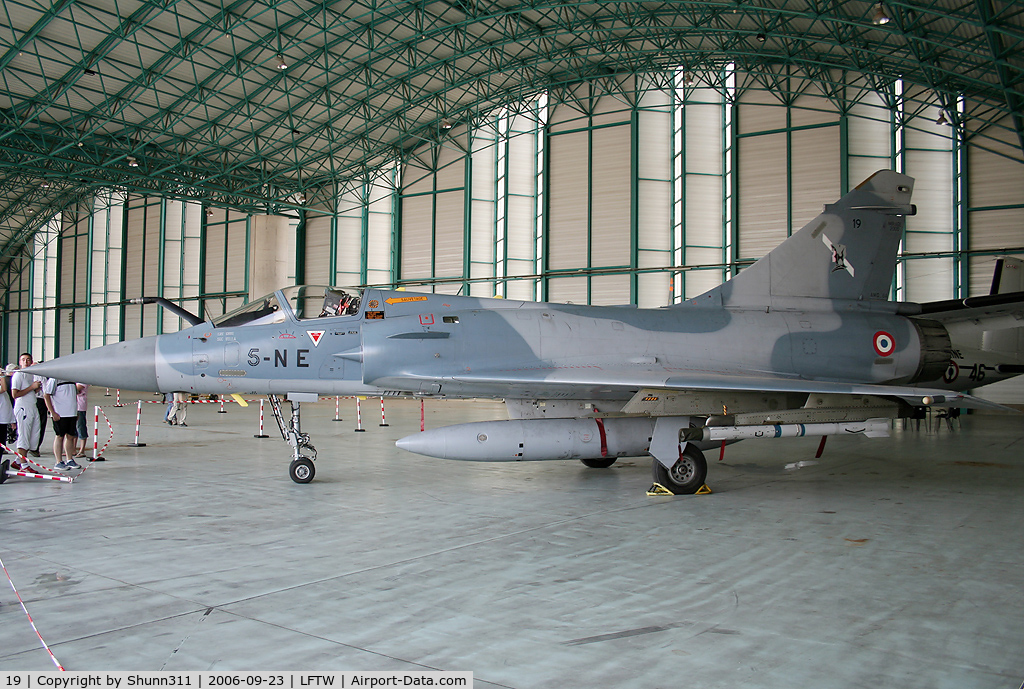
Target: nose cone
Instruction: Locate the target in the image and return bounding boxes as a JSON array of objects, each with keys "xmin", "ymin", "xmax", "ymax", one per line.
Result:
[
  {"xmin": 396, "ymin": 429, "xmax": 449, "ymax": 459},
  {"xmin": 31, "ymin": 337, "xmax": 159, "ymax": 391}
]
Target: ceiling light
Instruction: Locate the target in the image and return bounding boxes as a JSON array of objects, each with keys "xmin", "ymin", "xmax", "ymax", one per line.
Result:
[
  {"xmin": 440, "ymin": 118, "xmax": 454, "ymax": 131},
  {"xmin": 755, "ymin": 32, "xmax": 766, "ymax": 42},
  {"xmin": 872, "ymin": 3, "xmax": 891, "ymax": 25},
  {"xmin": 936, "ymin": 111, "xmax": 948, "ymax": 125},
  {"xmin": 126, "ymin": 155, "xmax": 139, "ymax": 167},
  {"xmin": 275, "ymin": 54, "xmax": 288, "ymax": 70}
]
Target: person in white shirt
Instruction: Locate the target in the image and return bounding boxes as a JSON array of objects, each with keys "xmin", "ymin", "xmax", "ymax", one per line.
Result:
[
  {"xmin": 11, "ymin": 353, "xmax": 42, "ymax": 470},
  {"xmin": 0, "ymin": 364, "xmax": 16, "ymax": 469},
  {"xmin": 43, "ymin": 377, "xmax": 81, "ymax": 471}
]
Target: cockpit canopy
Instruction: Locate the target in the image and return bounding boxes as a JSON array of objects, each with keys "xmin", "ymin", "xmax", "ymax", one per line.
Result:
[{"xmin": 212, "ymin": 286, "xmax": 362, "ymax": 327}]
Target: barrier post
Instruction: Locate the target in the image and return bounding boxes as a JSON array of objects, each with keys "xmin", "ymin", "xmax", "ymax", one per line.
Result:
[
  {"xmin": 127, "ymin": 400, "xmax": 147, "ymax": 447},
  {"xmin": 114, "ymin": 389, "xmax": 124, "ymax": 407},
  {"xmin": 379, "ymin": 398, "xmax": 389, "ymax": 427},
  {"xmin": 92, "ymin": 406, "xmax": 106, "ymax": 461},
  {"xmin": 254, "ymin": 398, "xmax": 269, "ymax": 438},
  {"xmin": 420, "ymin": 399, "xmax": 425, "ymax": 432},
  {"xmin": 354, "ymin": 397, "xmax": 365, "ymax": 432},
  {"xmin": 218, "ymin": 397, "xmax": 227, "ymax": 413},
  {"xmin": 332, "ymin": 395, "xmax": 343, "ymax": 422}
]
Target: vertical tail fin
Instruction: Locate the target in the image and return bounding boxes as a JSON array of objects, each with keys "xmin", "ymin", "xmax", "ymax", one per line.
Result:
[
  {"xmin": 983, "ymin": 257, "xmax": 1024, "ymax": 357},
  {"xmin": 694, "ymin": 170, "xmax": 915, "ymax": 308},
  {"xmin": 989, "ymin": 257, "xmax": 1023, "ymax": 295}
]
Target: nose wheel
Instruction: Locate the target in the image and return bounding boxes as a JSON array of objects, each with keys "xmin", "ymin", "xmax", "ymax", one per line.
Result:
[
  {"xmin": 289, "ymin": 457, "xmax": 315, "ymax": 483},
  {"xmin": 268, "ymin": 394, "xmax": 318, "ymax": 483}
]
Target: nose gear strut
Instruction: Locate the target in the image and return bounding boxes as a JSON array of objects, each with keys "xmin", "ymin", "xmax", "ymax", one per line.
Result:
[{"xmin": 267, "ymin": 394, "xmax": 318, "ymax": 483}]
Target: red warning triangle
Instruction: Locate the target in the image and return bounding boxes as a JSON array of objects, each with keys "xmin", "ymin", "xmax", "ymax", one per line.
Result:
[{"xmin": 307, "ymin": 330, "xmax": 325, "ymax": 347}]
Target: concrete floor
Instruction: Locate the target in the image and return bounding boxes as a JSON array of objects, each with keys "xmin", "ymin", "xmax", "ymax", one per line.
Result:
[{"xmin": 1, "ymin": 392, "xmax": 1023, "ymax": 687}]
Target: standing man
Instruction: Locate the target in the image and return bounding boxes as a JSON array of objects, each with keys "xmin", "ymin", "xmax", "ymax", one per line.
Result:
[
  {"xmin": 10, "ymin": 353, "xmax": 42, "ymax": 469},
  {"xmin": 34, "ymin": 362, "xmax": 47, "ymax": 456},
  {"xmin": 43, "ymin": 377, "xmax": 81, "ymax": 471},
  {"xmin": 0, "ymin": 365, "xmax": 15, "ymax": 468}
]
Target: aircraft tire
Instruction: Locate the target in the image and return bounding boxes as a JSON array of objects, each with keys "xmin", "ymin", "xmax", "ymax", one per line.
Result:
[
  {"xmin": 580, "ymin": 457, "xmax": 617, "ymax": 469},
  {"xmin": 651, "ymin": 445, "xmax": 707, "ymax": 494},
  {"xmin": 289, "ymin": 457, "xmax": 315, "ymax": 484},
  {"xmin": 0, "ymin": 458, "xmax": 8, "ymax": 484}
]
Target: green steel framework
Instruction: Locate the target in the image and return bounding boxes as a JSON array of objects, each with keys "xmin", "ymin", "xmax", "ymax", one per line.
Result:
[{"xmin": 2, "ymin": 0, "xmax": 1024, "ymax": 284}]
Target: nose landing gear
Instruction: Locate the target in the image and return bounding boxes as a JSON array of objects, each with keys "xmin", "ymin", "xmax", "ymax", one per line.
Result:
[{"xmin": 268, "ymin": 393, "xmax": 318, "ymax": 483}]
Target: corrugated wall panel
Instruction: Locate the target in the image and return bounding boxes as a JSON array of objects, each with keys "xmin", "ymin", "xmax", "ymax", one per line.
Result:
[
  {"xmin": 904, "ymin": 134, "xmax": 954, "ymax": 302},
  {"xmin": 434, "ymin": 190, "xmax": 464, "ymax": 277},
  {"xmin": 225, "ymin": 214, "xmax": 248, "ymax": 293},
  {"xmin": 737, "ymin": 132, "xmax": 788, "ymax": 259},
  {"xmin": 848, "ymin": 94, "xmax": 892, "ymax": 182},
  {"xmin": 590, "ymin": 125, "xmax": 631, "ymax": 268},
  {"xmin": 335, "ymin": 202, "xmax": 363, "ymax": 286},
  {"xmin": 123, "ymin": 199, "xmax": 147, "ymax": 339},
  {"xmin": 547, "ymin": 276, "xmax": 587, "ymax": 304},
  {"xmin": 470, "ymin": 129, "xmax": 497, "ymax": 296},
  {"xmin": 304, "ymin": 215, "xmax": 332, "ymax": 285},
  {"xmin": 792, "ymin": 126, "xmax": 840, "ymax": 229},
  {"xmin": 506, "ymin": 196, "xmax": 534, "ymax": 268},
  {"xmin": 401, "ymin": 195, "xmax": 433, "ymax": 279},
  {"xmin": 637, "ymin": 104, "xmax": 672, "ymax": 307},
  {"xmin": 366, "ymin": 200, "xmax": 393, "ymax": 286},
  {"xmin": 591, "ymin": 273, "xmax": 631, "ymax": 306},
  {"xmin": 684, "ymin": 175, "xmax": 723, "ymax": 252},
  {"xmin": 791, "ymin": 83, "xmax": 839, "ymax": 128},
  {"xmin": 968, "ymin": 122, "xmax": 1024, "ymax": 209},
  {"xmin": 968, "ymin": 208, "xmax": 1024, "ymax": 252},
  {"xmin": 737, "ymin": 89, "xmax": 786, "ymax": 134},
  {"xmin": 684, "ymin": 103, "xmax": 724, "ymax": 174},
  {"xmin": 547, "ymin": 131, "xmax": 589, "ymax": 270}
]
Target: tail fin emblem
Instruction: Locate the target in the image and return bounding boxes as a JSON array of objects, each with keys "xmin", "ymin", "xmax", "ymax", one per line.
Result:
[{"xmin": 821, "ymin": 233, "xmax": 855, "ymax": 277}]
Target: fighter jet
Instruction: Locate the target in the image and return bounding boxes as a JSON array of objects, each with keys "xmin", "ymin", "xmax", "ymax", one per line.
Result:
[{"xmin": 25, "ymin": 171, "xmax": 1024, "ymax": 490}]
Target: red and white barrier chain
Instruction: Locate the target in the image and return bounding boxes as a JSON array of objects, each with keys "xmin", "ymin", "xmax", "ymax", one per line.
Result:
[
  {"xmin": 2, "ymin": 443, "xmax": 70, "ymax": 481},
  {"xmin": 0, "ymin": 554, "xmax": 66, "ymax": 670}
]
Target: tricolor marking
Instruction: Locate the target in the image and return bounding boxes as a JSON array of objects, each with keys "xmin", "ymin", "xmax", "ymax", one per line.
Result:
[{"xmin": 873, "ymin": 331, "xmax": 895, "ymax": 357}]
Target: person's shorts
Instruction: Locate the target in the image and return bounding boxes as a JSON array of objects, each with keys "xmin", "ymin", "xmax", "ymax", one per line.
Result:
[
  {"xmin": 52, "ymin": 415, "xmax": 77, "ymax": 437},
  {"xmin": 77, "ymin": 410, "xmax": 88, "ymax": 439},
  {"xmin": 15, "ymin": 406, "xmax": 39, "ymax": 451}
]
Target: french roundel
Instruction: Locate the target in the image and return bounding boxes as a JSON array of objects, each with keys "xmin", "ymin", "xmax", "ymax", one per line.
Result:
[{"xmin": 873, "ymin": 331, "xmax": 895, "ymax": 357}]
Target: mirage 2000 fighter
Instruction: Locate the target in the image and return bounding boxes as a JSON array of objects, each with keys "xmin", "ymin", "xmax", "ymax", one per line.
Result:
[{"xmin": 26, "ymin": 171, "xmax": 1024, "ymax": 490}]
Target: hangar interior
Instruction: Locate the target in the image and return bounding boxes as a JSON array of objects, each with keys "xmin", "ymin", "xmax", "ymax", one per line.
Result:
[{"xmin": 2, "ymin": 0, "xmax": 1024, "ymax": 683}]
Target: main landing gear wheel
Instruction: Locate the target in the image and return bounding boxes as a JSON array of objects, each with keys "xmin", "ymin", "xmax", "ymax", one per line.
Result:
[
  {"xmin": 289, "ymin": 457, "xmax": 315, "ymax": 484},
  {"xmin": 580, "ymin": 457, "xmax": 617, "ymax": 469},
  {"xmin": 651, "ymin": 444, "xmax": 707, "ymax": 495}
]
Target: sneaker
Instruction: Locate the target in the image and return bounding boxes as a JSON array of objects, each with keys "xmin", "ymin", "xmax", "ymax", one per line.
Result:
[
  {"xmin": 28, "ymin": 449, "xmax": 40, "ymax": 457},
  {"xmin": 54, "ymin": 460, "xmax": 71, "ymax": 471},
  {"xmin": 10, "ymin": 461, "xmax": 26, "ymax": 472},
  {"xmin": 63, "ymin": 458, "xmax": 81, "ymax": 470}
]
